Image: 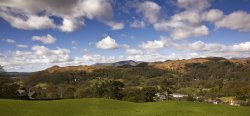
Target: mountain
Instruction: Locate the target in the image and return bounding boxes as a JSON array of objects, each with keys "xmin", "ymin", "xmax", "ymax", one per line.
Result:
[
  {"xmin": 94, "ymin": 60, "xmax": 141, "ymax": 67},
  {"xmin": 45, "ymin": 65, "xmax": 96, "ymax": 73},
  {"xmin": 150, "ymin": 57, "xmax": 248, "ymax": 73},
  {"xmin": 45, "ymin": 57, "xmax": 249, "ymax": 74}
]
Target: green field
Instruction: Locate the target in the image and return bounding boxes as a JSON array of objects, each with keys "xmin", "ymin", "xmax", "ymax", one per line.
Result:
[{"xmin": 0, "ymin": 99, "xmax": 249, "ymax": 116}]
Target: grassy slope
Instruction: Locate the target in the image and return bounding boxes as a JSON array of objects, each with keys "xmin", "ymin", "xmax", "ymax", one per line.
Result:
[{"xmin": 0, "ymin": 98, "xmax": 249, "ymax": 116}]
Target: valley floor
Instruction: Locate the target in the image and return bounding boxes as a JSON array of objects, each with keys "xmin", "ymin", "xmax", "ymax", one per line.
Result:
[{"xmin": 0, "ymin": 98, "xmax": 249, "ymax": 116}]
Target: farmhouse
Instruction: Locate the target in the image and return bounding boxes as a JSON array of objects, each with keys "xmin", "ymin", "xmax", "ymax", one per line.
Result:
[{"xmin": 170, "ymin": 93, "xmax": 188, "ymax": 98}]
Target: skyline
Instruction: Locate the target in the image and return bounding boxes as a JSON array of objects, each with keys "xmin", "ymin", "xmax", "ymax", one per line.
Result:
[{"xmin": 0, "ymin": 0, "xmax": 250, "ymax": 72}]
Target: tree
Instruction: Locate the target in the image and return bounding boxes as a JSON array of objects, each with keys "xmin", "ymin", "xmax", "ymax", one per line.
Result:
[
  {"xmin": 106, "ymin": 80, "xmax": 124, "ymax": 100},
  {"xmin": 141, "ymin": 87, "xmax": 158, "ymax": 102},
  {"xmin": 0, "ymin": 65, "xmax": 6, "ymax": 77},
  {"xmin": 240, "ymin": 85, "xmax": 250, "ymax": 99},
  {"xmin": 0, "ymin": 65, "xmax": 20, "ymax": 99},
  {"xmin": 90, "ymin": 79, "xmax": 124, "ymax": 100}
]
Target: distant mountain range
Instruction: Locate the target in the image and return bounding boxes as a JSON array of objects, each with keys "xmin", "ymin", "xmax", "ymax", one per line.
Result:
[
  {"xmin": 6, "ymin": 72, "xmax": 32, "ymax": 78},
  {"xmin": 29, "ymin": 57, "xmax": 250, "ymax": 74},
  {"xmin": 94, "ymin": 60, "xmax": 143, "ymax": 67}
]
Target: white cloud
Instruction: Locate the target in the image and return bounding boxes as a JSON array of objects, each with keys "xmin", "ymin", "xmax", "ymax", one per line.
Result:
[
  {"xmin": 2, "ymin": 40, "xmax": 250, "ymax": 72},
  {"xmin": 0, "ymin": 7, "xmax": 56, "ymax": 30},
  {"xmin": 126, "ymin": 49, "xmax": 143, "ymax": 55},
  {"xmin": 154, "ymin": 10, "xmax": 209, "ymax": 40},
  {"xmin": 176, "ymin": 0, "xmax": 211, "ymax": 12},
  {"xmin": 170, "ymin": 25, "xmax": 209, "ymax": 40},
  {"xmin": 231, "ymin": 41, "xmax": 250, "ymax": 52},
  {"xmin": 59, "ymin": 18, "xmax": 83, "ymax": 32},
  {"xmin": 0, "ymin": 45, "xmax": 71, "ymax": 71},
  {"xmin": 106, "ymin": 21, "xmax": 124, "ymax": 30},
  {"xmin": 174, "ymin": 41, "xmax": 226, "ymax": 51},
  {"xmin": 82, "ymin": 54, "xmax": 104, "ymax": 62},
  {"xmin": 95, "ymin": 36, "xmax": 119, "ymax": 49},
  {"xmin": 16, "ymin": 44, "xmax": 28, "ymax": 48},
  {"xmin": 31, "ymin": 45, "xmax": 71, "ymax": 63},
  {"xmin": 120, "ymin": 44, "xmax": 130, "ymax": 49},
  {"xmin": 135, "ymin": 0, "xmax": 212, "ymax": 40},
  {"xmin": 3, "ymin": 38, "xmax": 16, "ymax": 44},
  {"xmin": 0, "ymin": 0, "xmax": 123, "ymax": 32},
  {"xmin": 139, "ymin": 40, "xmax": 165, "ymax": 50},
  {"xmin": 130, "ymin": 20, "xmax": 145, "ymax": 28},
  {"xmin": 215, "ymin": 11, "xmax": 250, "ymax": 32},
  {"xmin": 139, "ymin": 36, "xmax": 171, "ymax": 50},
  {"xmin": 32, "ymin": 34, "xmax": 56, "ymax": 44},
  {"xmin": 202, "ymin": 9, "xmax": 224, "ymax": 23},
  {"xmin": 74, "ymin": 54, "xmax": 119, "ymax": 65},
  {"xmin": 137, "ymin": 1, "xmax": 161, "ymax": 23}
]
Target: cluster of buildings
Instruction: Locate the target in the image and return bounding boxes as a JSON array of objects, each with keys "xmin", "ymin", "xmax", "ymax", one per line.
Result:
[{"xmin": 153, "ymin": 91, "xmax": 248, "ymax": 106}]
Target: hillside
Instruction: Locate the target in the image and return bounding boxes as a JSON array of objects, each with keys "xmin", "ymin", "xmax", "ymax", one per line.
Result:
[
  {"xmin": 45, "ymin": 57, "xmax": 249, "ymax": 74},
  {"xmin": 150, "ymin": 57, "xmax": 249, "ymax": 73},
  {"xmin": 2, "ymin": 57, "xmax": 250, "ymax": 105},
  {"xmin": 46, "ymin": 65, "xmax": 97, "ymax": 73},
  {"xmin": 94, "ymin": 60, "xmax": 140, "ymax": 67},
  {"xmin": 0, "ymin": 98, "xmax": 249, "ymax": 116}
]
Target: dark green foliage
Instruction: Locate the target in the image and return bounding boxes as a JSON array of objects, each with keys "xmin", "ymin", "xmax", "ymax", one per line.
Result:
[
  {"xmin": 141, "ymin": 86, "xmax": 158, "ymax": 102},
  {"xmin": 185, "ymin": 60, "xmax": 250, "ymax": 98},
  {"xmin": 90, "ymin": 79, "xmax": 124, "ymax": 100},
  {"xmin": 0, "ymin": 65, "xmax": 20, "ymax": 99}
]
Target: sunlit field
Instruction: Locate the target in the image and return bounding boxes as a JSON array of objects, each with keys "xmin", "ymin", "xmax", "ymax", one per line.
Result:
[{"xmin": 0, "ymin": 98, "xmax": 249, "ymax": 116}]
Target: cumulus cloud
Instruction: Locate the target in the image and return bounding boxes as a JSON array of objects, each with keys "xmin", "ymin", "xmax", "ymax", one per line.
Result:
[
  {"xmin": 0, "ymin": 45, "xmax": 71, "ymax": 71},
  {"xmin": 106, "ymin": 21, "xmax": 125, "ymax": 30},
  {"xmin": 133, "ymin": 0, "xmax": 212, "ymax": 40},
  {"xmin": 3, "ymin": 38, "xmax": 16, "ymax": 44},
  {"xmin": 215, "ymin": 11, "xmax": 250, "ymax": 32},
  {"xmin": 59, "ymin": 18, "xmax": 83, "ymax": 32},
  {"xmin": 130, "ymin": 20, "xmax": 145, "ymax": 29},
  {"xmin": 139, "ymin": 40, "xmax": 165, "ymax": 50},
  {"xmin": 172, "ymin": 41, "xmax": 226, "ymax": 52},
  {"xmin": 137, "ymin": 1, "xmax": 161, "ymax": 23},
  {"xmin": 153, "ymin": 9, "xmax": 209, "ymax": 39},
  {"xmin": 231, "ymin": 41, "xmax": 250, "ymax": 52},
  {"xmin": 126, "ymin": 49, "xmax": 143, "ymax": 55},
  {"xmin": 135, "ymin": 0, "xmax": 250, "ymax": 40},
  {"xmin": 16, "ymin": 44, "xmax": 28, "ymax": 48},
  {"xmin": 82, "ymin": 54, "xmax": 104, "ymax": 62},
  {"xmin": 2, "ymin": 40, "xmax": 250, "ymax": 72},
  {"xmin": 139, "ymin": 37, "xmax": 171, "ymax": 50},
  {"xmin": 73, "ymin": 53, "xmax": 119, "ymax": 65},
  {"xmin": 32, "ymin": 34, "xmax": 56, "ymax": 44},
  {"xmin": 0, "ymin": 0, "xmax": 123, "ymax": 32},
  {"xmin": 138, "ymin": 36, "xmax": 250, "ymax": 54},
  {"xmin": 176, "ymin": 0, "xmax": 211, "ymax": 12},
  {"xmin": 0, "ymin": 7, "xmax": 56, "ymax": 30},
  {"xmin": 95, "ymin": 36, "xmax": 119, "ymax": 49},
  {"xmin": 202, "ymin": 9, "xmax": 224, "ymax": 23}
]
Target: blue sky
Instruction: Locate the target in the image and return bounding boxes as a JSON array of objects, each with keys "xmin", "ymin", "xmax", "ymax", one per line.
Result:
[{"xmin": 0, "ymin": 0, "xmax": 250, "ymax": 72}]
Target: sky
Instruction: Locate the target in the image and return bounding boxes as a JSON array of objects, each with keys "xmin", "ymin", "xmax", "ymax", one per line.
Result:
[{"xmin": 0, "ymin": 0, "xmax": 250, "ymax": 72}]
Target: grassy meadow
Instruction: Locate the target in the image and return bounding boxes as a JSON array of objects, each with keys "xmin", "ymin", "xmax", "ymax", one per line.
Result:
[{"xmin": 0, "ymin": 98, "xmax": 249, "ymax": 116}]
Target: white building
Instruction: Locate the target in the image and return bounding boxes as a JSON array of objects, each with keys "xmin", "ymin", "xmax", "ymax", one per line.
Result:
[{"xmin": 170, "ymin": 93, "xmax": 188, "ymax": 98}]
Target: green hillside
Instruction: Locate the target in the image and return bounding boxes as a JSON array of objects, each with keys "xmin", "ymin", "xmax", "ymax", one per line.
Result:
[{"xmin": 0, "ymin": 98, "xmax": 249, "ymax": 116}]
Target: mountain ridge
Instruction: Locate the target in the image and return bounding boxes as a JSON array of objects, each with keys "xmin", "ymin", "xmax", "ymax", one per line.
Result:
[{"xmin": 43, "ymin": 57, "xmax": 250, "ymax": 73}]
